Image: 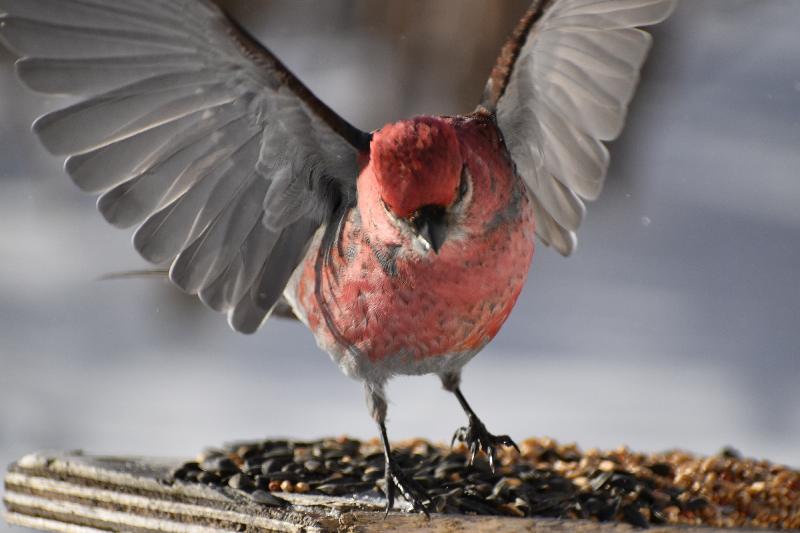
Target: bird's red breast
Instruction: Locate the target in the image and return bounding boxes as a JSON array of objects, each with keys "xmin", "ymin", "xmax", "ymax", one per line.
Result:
[{"xmin": 291, "ymin": 114, "xmax": 535, "ymax": 367}]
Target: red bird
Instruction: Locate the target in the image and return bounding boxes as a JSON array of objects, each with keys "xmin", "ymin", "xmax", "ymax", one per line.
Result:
[{"xmin": 0, "ymin": 0, "xmax": 676, "ymax": 513}]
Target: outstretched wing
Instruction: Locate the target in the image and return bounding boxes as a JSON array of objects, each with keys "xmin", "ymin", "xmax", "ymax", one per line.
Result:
[
  {"xmin": 0, "ymin": 0, "xmax": 371, "ymax": 333},
  {"xmin": 483, "ymin": 0, "xmax": 677, "ymax": 255}
]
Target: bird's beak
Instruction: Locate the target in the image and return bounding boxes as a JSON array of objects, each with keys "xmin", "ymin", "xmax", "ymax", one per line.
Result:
[{"xmin": 413, "ymin": 205, "xmax": 448, "ymax": 254}]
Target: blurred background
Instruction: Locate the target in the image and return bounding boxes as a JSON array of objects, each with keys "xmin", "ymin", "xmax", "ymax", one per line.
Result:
[{"xmin": 1, "ymin": 1, "xmax": 799, "ymax": 528}]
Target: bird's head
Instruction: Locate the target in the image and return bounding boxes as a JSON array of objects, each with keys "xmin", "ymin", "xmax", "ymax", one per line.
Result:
[{"xmin": 367, "ymin": 116, "xmax": 463, "ymax": 253}]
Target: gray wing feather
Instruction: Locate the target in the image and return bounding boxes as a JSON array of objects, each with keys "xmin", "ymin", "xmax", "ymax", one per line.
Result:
[
  {"xmin": 130, "ymin": 131, "xmax": 261, "ymax": 262},
  {"xmin": 172, "ymin": 176, "xmax": 268, "ymax": 294},
  {"xmin": 0, "ymin": 17, "xmax": 194, "ymax": 58},
  {"xmin": 32, "ymin": 71, "xmax": 236, "ymax": 155},
  {"xmin": 199, "ymin": 222, "xmax": 279, "ymax": 313},
  {"xmin": 0, "ymin": 0, "xmax": 369, "ymax": 332},
  {"xmin": 65, "ymin": 104, "xmax": 243, "ymax": 193},
  {"xmin": 486, "ymin": 0, "xmax": 677, "ymax": 255},
  {"xmin": 17, "ymin": 54, "xmax": 205, "ymax": 95},
  {"xmin": 101, "ymin": 118, "xmax": 257, "ymax": 230},
  {"xmin": 230, "ymin": 218, "xmax": 318, "ymax": 334}
]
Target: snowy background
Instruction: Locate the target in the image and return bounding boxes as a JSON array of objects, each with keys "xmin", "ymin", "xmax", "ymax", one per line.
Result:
[{"xmin": 1, "ymin": 1, "xmax": 799, "ymax": 529}]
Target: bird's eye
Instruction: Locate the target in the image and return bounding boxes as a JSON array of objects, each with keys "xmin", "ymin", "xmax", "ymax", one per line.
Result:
[{"xmin": 457, "ymin": 167, "xmax": 469, "ymax": 200}]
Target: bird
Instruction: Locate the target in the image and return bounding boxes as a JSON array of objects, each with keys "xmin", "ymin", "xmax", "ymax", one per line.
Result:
[{"xmin": 0, "ymin": 0, "xmax": 677, "ymax": 514}]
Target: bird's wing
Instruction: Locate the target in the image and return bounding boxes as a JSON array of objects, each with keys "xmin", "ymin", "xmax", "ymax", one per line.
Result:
[
  {"xmin": 482, "ymin": 0, "xmax": 677, "ymax": 255},
  {"xmin": 0, "ymin": 0, "xmax": 371, "ymax": 333}
]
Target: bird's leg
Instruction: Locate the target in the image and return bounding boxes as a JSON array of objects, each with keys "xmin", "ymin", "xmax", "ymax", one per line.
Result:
[
  {"xmin": 378, "ymin": 420, "xmax": 431, "ymax": 517},
  {"xmin": 441, "ymin": 372, "xmax": 519, "ymax": 472},
  {"xmin": 366, "ymin": 382, "xmax": 431, "ymax": 516}
]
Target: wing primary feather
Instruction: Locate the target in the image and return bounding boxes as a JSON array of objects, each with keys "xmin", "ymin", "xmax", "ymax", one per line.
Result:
[
  {"xmin": 0, "ymin": 16, "xmax": 196, "ymax": 58},
  {"xmin": 252, "ymin": 218, "xmax": 318, "ymax": 311},
  {"xmin": 34, "ymin": 71, "xmax": 238, "ymax": 155},
  {"xmin": 200, "ymin": 221, "xmax": 280, "ymax": 313},
  {"xmin": 16, "ymin": 54, "xmax": 205, "ymax": 96},
  {"xmin": 170, "ymin": 173, "xmax": 266, "ymax": 294},
  {"xmin": 66, "ymin": 103, "xmax": 245, "ymax": 193},
  {"xmin": 97, "ymin": 114, "xmax": 255, "ymax": 229},
  {"xmin": 132, "ymin": 129, "xmax": 262, "ymax": 263},
  {"xmin": 488, "ymin": 0, "xmax": 676, "ymax": 252},
  {"xmin": 2, "ymin": 0, "xmax": 370, "ymax": 334},
  {"xmin": 230, "ymin": 218, "xmax": 318, "ymax": 334}
]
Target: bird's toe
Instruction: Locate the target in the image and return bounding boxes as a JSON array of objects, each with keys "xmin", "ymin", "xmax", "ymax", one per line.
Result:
[
  {"xmin": 451, "ymin": 416, "xmax": 519, "ymax": 473},
  {"xmin": 382, "ymin": 458, "xmax": 431, "ymax": 517}
]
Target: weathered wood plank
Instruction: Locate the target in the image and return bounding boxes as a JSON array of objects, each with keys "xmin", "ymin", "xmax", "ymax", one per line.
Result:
[{"xmin": 1, "ymin": 451, "xmax": 778, "ymax": 532}]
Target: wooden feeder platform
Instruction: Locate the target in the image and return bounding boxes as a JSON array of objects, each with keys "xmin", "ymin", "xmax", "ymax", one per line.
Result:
[{"xmin": 4, "ymin": 449, "xmax": 787, "ymax": 532}]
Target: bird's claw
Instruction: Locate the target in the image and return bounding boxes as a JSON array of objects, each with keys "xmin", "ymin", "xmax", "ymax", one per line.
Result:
[
  {"xmin": 451, "ymin": 416, "xmax": 519, "ymax": 472},
  {"xmin": 382, "ymin": 457, "xmax": 431, "ymax": 517}
]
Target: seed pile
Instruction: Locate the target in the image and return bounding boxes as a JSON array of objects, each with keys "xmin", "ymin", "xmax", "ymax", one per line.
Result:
[{"xmin": 168, "ymin": 437, "xmax": 800, "ymax": 529}]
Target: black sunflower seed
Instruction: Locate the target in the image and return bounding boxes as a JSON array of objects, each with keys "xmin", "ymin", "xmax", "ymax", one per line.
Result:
[
  {"xmin": 162, "ymin": 437, "xmax": 734, "ymax": 528},
  {"xmin": 622, "ymin": 504, "xmax": 650, "ymax": 528},
  {"xmin": 250, "ymin": 490, "xmax": 289, "ymax": 507}
]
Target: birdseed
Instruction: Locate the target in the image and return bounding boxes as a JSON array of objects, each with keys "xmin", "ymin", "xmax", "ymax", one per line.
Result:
[{"xmin": 167, "ymin": 437, "xmax": 800, "ymax": 529}]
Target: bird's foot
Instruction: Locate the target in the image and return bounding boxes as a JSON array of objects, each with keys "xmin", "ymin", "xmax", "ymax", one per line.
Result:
[
  {"xmin": 382, "ymin": 456, "xmax": 431, "ymax": 517},
  {"xmin": 452, "ymin": 415, "xmax": 519, "ymax": 472}
]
